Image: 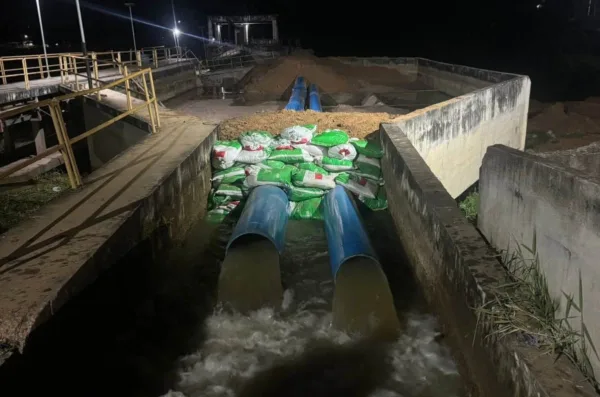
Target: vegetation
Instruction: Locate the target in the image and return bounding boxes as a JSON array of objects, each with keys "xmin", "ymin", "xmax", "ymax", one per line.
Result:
[
  {"xmin": 0, "ymin": 171, "xmax": 70, "ymax": 234},
  {"xmin": 459, "ymin": 191, "xmax": 479, "ymax": 223},
  {"xmin": 476, "ymin": 233, "xmax": 599, "ymax": 390}
]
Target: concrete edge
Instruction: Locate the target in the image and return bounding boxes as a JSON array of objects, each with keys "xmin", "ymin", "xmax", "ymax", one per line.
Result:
[
  {"xmin": 416, "ymin": 58, "xmax": 521, "ymax": 83},
  {"xmin": 1, "ymin": 123, "xmax": 217, "ymax": 355},
  {"xmin": 380, "ymin": 122, "xmax": 596, "ymax": 397}
]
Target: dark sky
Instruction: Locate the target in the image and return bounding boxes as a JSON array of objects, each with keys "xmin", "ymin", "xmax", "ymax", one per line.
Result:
[{"xmin": 0, "ymin": 0, "xmax": 594, "ymax": 73}]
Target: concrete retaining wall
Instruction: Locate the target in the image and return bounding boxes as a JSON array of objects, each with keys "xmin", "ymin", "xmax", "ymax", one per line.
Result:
[
  {"xmin": 333, "ymin": 57, "xmax": 418, "ymax": 81},
  {"xmin": 83, "ymin": 98, "xmax": 150, "ymax": 170},
  {"xmin": 380, "ymin": 123, "xmax": 595, "ymax": 397},
  {"xmin": 478, "ymin": 144, "xmax": 600, "ymax": 379},
  {"xmin": 393, "ymin": 60, "xmax": 530, "ymax": 198},
  {"xmin": 530, "ymin": 141, "xmax": 600, "ymax": 176}
]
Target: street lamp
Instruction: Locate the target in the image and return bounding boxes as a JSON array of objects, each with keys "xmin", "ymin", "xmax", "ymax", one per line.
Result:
[
  {"xmin": 124, "ymin": 3, "xmax": 137, "ymax": 53},
  {"xmin": 170, "ymin": 0, "xmax": 180, "ymax": 59},
  {"xmin": 74, "ymin": 0, "xmax": 94, "ymax": 89},
  {"xmin": 35, "ymin": 0, "xmax": 50, "ymax": 78}
]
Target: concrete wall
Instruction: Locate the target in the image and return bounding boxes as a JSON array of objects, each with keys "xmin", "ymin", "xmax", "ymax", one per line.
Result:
[
  {"xmin": 152, "ymin": 63, "xmax": 199, "ymax": 102},
  {"xmin": 530, "ymin": 141, "xmax": 600, "ymax": 176},
  {"xmin": 393, "ymin": 60, "xmax": 530, "ymax": 198},
  {"xmin": 478, "ymin": 144, "xmax": 600, "ymax": 378},
  {"xmin": 380, "ymin": 123, "xmax": 595, "ymax": 397},
  {"xmin": 333, "ymin": 57, "xmax": 418, "ymax": 81},
  {"xmin": 83, "ymin": 98, "xmax": 150, "ymax": 170}
]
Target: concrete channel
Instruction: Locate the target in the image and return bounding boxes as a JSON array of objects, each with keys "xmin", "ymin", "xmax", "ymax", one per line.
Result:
[{"xmin": 0, "ymin": 57, "xmax": 595, "ymax": 397}]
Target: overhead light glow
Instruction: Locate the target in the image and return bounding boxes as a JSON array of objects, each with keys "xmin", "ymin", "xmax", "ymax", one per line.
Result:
[{"xmin": 173, "ymin": 27, "xmax": 181, "ymax": 36}]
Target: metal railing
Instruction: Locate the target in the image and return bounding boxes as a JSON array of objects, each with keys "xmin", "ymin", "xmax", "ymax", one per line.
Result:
[
  {"xmin": 0, "ymin": 67, "xmax": 160, "ymax": 189},
  {"xmin": 201, "ymin": 52, "xmax": 278, "ymax": 70},
  {"xmin": 0, "ymin": 46, "xmax": 183, "ymax": 90}
]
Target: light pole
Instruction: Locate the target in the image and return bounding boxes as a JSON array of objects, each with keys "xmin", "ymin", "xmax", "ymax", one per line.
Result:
[
  {"xmin": 74, "ymin": 0, "xmax": 94, "ymax": 89},
  {"xmin": 35, "ymin": 0, "xmax": 50, "ymax": 78},
  {"xmin": 170, "ymin": 0, "xmax": 179, "ymax": 58},
  {"xmin": 125, "ymin": 3, "xmax": 137, "ymax": 53}
]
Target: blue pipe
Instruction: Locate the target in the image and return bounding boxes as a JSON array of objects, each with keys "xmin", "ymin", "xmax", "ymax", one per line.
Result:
[
  {"xmin": 323, "ymin": 186, "xmax": 379, "ymax": 278},
  {"xmin": 285, "ymin": 76, "xmax": 307, "ymax": 111},
  {"xmin": 226, "ymin": 185, "xmax": 290, "ymax": 254},
  {"xmin": 308, "ymin": 84, "xmax": 322, "ymax": 112}
]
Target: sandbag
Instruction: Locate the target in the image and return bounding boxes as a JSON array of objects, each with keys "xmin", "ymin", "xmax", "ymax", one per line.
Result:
[
  {"xmin": 236, "ymin": 148, "xmax": 272, "ymax": 164},
  {"xmin": 239, "ymin": 130, "xmax": 273, "ymax": 150},
  {"xmin": 212, "ymin": 140, "xmax": 242, "ymax": 170},
  {"xmin": 354, "ymin": 154, "xmax": 381, "ymax": 178},
  {"xmin": 351, "ymin": 139, "xmax": 384, "ymax": 159},
  {"xmin": 317, "ymin": 156, "xmax": 355, "ymax": 172},
  {"xmin": 211, "ymin": 166, "xmax": 246, "ymax": 186},
  {"xmin": 296, "ymin": 162, "xmax": 329, "ymax": 175},
  {"xmin": 214, "ymin": 183, "xmax": 244, "ymax": 199},
  {"xmin": 348, "ymin": 169, "xmax": 382, "ymax": 184},
  {"xmin": 293, "ymin": 143, "xmax": 327, "ymax": 159},
  {"xmin": 289, "ymin": 197, "xmax": 324, "ymax": 220},
  {"xmin": 327, "ymin": 143, "xmax": 357, "ymax": 161},
  {"xmin": 286, "ymin": 185, "xmax": 325, "ymax": 202},
  {"xmin": 292, "ymin": 169, "xmax": 336, "ymax": 190},
  {"xmin": 358, "ymin": 188, "xmax": 388, "ymax": 211},
  {"xmin": 269, "ymin": 148, "xmax": 314, "ymax": 164},
  {"xmin": 281, "ymin": 124, "xmax": 316, "ymax": 144},
  {"xmin": 205, "ymin": 208, "xmax": 230, "ymax": 223},
  {"xmin": 334, "ymin": 173, "xmax": 378, "ymax": 199},
  {"xmin": 310, "ymin": 129, "xmax": 349, "ymax": 147},
  {"xmin": 270, "ymin": 136, "xmax": 295, "ymax": 150},
  {"xmin": 245, "ymin": 166, "xmax": 293, "ymax": 189}
]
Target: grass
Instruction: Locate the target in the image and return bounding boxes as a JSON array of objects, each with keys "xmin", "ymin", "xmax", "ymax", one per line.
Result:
[
  {"xmin": 476, "ymin": 231, "xmax": 599, "ymax": 390},
  {"xmin": 0, "ymin": 171, "xmax": 71, "ymax": 234},
  {"xmin": 459, "ymin": 191, "xmax": 479, "ymax": 223}
]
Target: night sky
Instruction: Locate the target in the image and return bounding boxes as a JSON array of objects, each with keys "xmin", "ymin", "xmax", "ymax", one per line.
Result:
[{"xmin": 0, "ymin": 0, "xmax": 597, "ymax": 99}]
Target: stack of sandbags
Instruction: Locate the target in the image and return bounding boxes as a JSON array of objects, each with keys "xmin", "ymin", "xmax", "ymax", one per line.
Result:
[{"xmin": 206, "ymin": 124, "xmax": 388, "ymax": 223}]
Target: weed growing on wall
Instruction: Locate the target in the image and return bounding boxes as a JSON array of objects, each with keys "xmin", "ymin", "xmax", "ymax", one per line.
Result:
[
  {"xmin": 476, "ymin": 231, "xmax": 599, "ymax": 390},
  {"xmin": 458, "ymin": 191, "xmax": 479, "ymax": 223}
]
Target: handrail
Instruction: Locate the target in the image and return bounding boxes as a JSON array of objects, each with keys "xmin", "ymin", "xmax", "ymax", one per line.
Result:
[
  {"xmin": 0, "ymin": 67, "xmax": 161, "ymax": 189},
  {"xmin": 202, "ymin": 51, "xmax": 277, "ymax": 70},
  {"xmin": 0, "ymin": 46, "xmax": 184, "ymax": 89}
]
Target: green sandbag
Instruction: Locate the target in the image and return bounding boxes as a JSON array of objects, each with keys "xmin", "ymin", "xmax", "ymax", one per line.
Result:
[
  {"xmin": 296, "ymin": 162, "xmax": 329, "ymax": 175},
  {"xmin": 206, "ymin": 208, "xmax": 230, "ymax": 223},
  {"xmin": 351, "ymin": 139, "xmax": 384, "ymax": 159},
  {"xmin": 355, "ymin": 154, "xmax": 381, "ymax": 178},
  {"xmin": 310, "ymin": 129, "xmax": 350, "ymax": 147},
  {"xmin": 318, "ymin": 156, "xmax": 354, "ymax": 172},
  {"xmin": 212, "ymin": 166, "xmax": 246, "ymax": 185},
  {"xmin": 208, "ymin": 191, "xmax": 231, "ymax": 210},
  {"xmin": 214, "ymin": 184, "xmax": 244, "ymax": 199},
  {"xmin": 246, "ymin": 166, "xmax": 294, "ymax": 188},
  {"xmin": 263, "ymin": 160, "xmax": 287, "ymax": 169},
  {"xmin": 290, "ymin": 197, "xmax": 324, "ymax": 220},
  {"xmin": 286, "ymin": 185, "xmax": 325, "ymax": 202},
  {"xmin": 358, "ymin": 188, "xmax": 388, "ymax": 211},
  {"xmin": 269, "ymin": 148, "xmax": 314, "ymax": 163}
]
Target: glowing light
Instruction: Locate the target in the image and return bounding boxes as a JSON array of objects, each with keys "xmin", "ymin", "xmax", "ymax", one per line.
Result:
[
  {"xmin": 24, "ymin": 34, "xmax": 29, "ymax": 39},
  {"xmin": 173, "ymin": 27, "xmax": 181, "ymax": 36}
]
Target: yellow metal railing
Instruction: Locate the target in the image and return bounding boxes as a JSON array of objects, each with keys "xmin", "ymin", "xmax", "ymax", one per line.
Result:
[
  {"xmin": 0, "ymin": 67, "xmax": 161, "ymax": 189},
  {"xmin": 0, "ymin": 46, "xmax": 183, "ymax": 90}
]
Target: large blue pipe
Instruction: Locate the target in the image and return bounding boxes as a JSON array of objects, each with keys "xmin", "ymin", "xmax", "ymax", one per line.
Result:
[
  {"xmin": 308, "ymin": 84, "xmax": 322, "ymax": 112},
  {"xmin": 284, "ymin": 76, "xmax": 307, "ymax": 111},
  {"xmin": 322, "ymin": 186, "xmax": 379, "ymax": 278},
  {"xmin": 227, "ymin": 185, "xmax": 290, "ymax": 254}
]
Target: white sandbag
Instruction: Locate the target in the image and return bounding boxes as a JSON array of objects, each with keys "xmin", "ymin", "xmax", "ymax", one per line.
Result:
[
  {"xmin": 292, "ymin": 169, "xmax": 336, "ymax": 190},
  {"xmin": 327, "ymin": 143, "xmax": 357, "ymax": 161},
  {"xmin": 270, "ymin": 136, "xmax": 295, "ymax": 150},
  {"xmin": 212, "ymin": 140, "xmax": 242, "ymax": 170},
  {"xmin": 281, "ymin": 125, "xmax": 314, "ymax": 144},
  {"xmin": 293, "ymin": 143, "xmax": 327, "ymax": 159},
  {"xmin": 239, "ymin": 130, "xmax": 273, "ymax": 150},
  {"xmin": 235, "ymin": 149, "xmax": 271, "ymax": 164},
  {"xmin": 334, "ymin": 173, "xmax": 378, "ymax": 199}
]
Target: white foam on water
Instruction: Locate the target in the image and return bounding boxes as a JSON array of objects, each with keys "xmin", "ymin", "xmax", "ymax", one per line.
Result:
[{"xmin": 162, "ymin": 289, "xmax": 462, "ymax": 397}]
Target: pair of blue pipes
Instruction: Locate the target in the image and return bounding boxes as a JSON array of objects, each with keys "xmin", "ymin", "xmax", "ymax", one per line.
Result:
[{"xmin": 284, "ymin": 76, "xmax": 323, "ymax": 112}]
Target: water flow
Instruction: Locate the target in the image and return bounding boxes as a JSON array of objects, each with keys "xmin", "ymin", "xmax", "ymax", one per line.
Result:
[{"xmin": 162, "ymin": 219, "xmax": 464, "ymax": 397}]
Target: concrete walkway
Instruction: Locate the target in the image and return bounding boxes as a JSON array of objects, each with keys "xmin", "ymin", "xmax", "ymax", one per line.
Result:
[{"xmin": 0, "ymin": 90, "xmax": 215, "ymax": 357}]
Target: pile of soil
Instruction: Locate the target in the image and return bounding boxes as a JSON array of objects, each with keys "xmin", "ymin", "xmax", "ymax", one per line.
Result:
[
  {"xmin": 527, "ymin": 102, "xmax": 600, "ymax": 136},
  {"xmin": 219, "ymin": 110, "xmax": 405, "ymax": 140},
  {"xmin": 242, "ymin": 54, "xmax": 415, "ymax": 96}
]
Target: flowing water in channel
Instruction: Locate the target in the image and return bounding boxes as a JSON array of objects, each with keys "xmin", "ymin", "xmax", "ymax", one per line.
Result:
[{"xmin": 0, "ymin": 205, "xmax": 464, "ymax": 397}]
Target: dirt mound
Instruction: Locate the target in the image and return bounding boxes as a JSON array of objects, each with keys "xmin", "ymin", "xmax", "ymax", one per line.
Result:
[
  {"xmin": 242, "ymin": 54, "xmax": 416, "ymax": 96},
  {"xmin": 527, "ymin": 102, "xmax": 600, "ymax": 136},
  {"xmin": 219, "ymin": 110, "xmax": 405, "ymax": 140},
  {"xmin": 243, "ymin": 55, "xmax": 354, "ymax": 95}
]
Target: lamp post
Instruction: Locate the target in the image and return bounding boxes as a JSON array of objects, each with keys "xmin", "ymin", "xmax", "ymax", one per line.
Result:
[
  {"xmin": 125, "ymin": 3, "xmax": 137, "ymax": 53},
  {"xmin": 74, "ymin": 0, "xmax": 94, "ymax": 89},
  {"xmin": 171, "ymin": 0, "xmax": 180, "ymax": 59},
  {"xmin": 35, "ymin": 0, "xmax": 50, "ymax": 78}
]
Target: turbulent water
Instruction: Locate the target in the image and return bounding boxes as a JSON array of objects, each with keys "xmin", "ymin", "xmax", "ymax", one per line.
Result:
[
  {"xmin": 0, "ymin": 206, "xmax": 464, "ymax": 397},
  {"xmin": 162, "ymin": 218, "xmax": 464, "ymax": 397}
]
